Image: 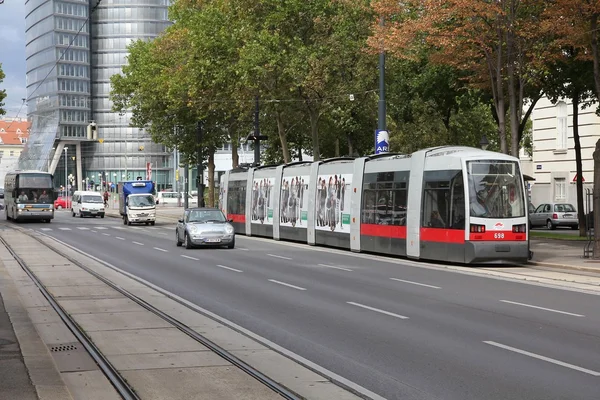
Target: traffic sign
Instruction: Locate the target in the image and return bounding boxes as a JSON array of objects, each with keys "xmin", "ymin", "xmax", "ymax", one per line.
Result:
[
  {"xmin": 573, "ymin": 174, "xmax": 585, "ymax": 182},
  {"xmin": 98, "ymin": 139, "xmax": 104, "ymax": 143}
]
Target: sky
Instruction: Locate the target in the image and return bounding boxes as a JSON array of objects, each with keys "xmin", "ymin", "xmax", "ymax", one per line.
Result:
[{"xmin": 0, "ymin": 1, "xmax": 26, "ymax": 119}]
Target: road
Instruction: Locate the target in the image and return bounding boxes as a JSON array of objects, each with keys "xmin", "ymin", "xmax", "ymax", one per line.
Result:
[{"xmin": 6, "ymin": 211, "xmax": 600, "ymax": 400}]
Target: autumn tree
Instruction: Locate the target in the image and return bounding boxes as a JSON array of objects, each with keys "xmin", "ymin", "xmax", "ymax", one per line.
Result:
[{"xmin": 371, "ymin": 0, "xmax": 547, "ymax": 156}]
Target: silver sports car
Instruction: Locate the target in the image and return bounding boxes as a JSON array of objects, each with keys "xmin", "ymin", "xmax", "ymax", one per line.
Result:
[{"xmin": 176, "ymin": 208, "xmax": 235, "ymax": 249}]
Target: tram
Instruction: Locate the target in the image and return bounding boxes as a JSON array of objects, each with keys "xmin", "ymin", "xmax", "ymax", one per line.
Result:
[{"xmin": 219, "ymin": 146, "xmax": 529, "ymax": 264}]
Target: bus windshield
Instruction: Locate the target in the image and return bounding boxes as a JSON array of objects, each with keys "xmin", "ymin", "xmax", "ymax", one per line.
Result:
[
  {"xmin": 467, "ymin": 160, "xmax": 525, "ymax": 219},
  {"xmin": 16, "ymin": 189, "xmax": 53, "ymax": 204}
]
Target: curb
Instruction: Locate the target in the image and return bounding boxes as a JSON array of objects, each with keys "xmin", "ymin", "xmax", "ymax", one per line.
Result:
[{"xmin": 527, "ymin": 260, "xmax": 600, "ymax": 275}]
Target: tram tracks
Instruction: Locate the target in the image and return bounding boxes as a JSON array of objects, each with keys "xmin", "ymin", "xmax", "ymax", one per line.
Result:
[{"xmin": 0, "ymin": 232, "xmax": 303, "ymax": 400}]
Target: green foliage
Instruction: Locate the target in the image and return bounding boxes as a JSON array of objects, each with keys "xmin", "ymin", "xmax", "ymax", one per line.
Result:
[{"xmin": 0, "ymin": 64, "xmax": 6, "ymax": 116}]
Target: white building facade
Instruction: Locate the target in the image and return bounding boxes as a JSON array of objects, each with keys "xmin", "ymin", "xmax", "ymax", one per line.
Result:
[{"xmin": 525, "ymin": 96, "xmax": 598, "ymax": 210}]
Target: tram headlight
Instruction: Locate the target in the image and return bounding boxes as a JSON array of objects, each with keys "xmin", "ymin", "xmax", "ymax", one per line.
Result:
[
  {"xmin": 470, "ymin": 224, "xmax": 486, "ymax": 233},
  {"xmin": 512, "ymin": 224, "xmax": 526, "ymax": 233}
]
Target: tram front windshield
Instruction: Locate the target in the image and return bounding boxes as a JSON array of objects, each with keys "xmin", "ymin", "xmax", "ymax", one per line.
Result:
[{"xmin": 467, "ymin": 160, "xmax": 525, "ymax": 219}]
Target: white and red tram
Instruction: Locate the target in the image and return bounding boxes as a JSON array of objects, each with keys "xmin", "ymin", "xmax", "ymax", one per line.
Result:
[{"xmin": 219, "ymin": 146, "xmax": 529, "ymax": 264}]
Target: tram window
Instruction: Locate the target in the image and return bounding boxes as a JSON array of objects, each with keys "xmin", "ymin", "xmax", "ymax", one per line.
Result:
[
  {"xmin": 449, "ymin": 171, "xmax": 465, "ymax": 230},
  {"xmin": 227, "ymin": 180, "xmax": 246, "ymax": 215},
  {"xmin": 361, "ymin": 171, "xmax": 408, "ymax": 226},
  {"xmin": 422, "ymin": 170, "xmax": 464, "ymax": 229}
]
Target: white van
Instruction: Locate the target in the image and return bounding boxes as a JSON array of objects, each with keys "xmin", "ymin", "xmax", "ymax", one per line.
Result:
[
  {"xmin": 156, "ymin": 192, "xmax": 198, "ymax": 206},
  {"xmin": 71, "ymin": 191, "xmax": 105, "ymax": 218}
]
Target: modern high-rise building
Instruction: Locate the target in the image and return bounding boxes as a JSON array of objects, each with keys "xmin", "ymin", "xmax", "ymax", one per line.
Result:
[{"xmin": 20, "ymin": 0, "xmax": 173, "ymax": 191}]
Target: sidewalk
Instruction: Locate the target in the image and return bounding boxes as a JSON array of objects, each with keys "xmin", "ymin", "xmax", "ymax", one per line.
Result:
[
  {"xmin": 529, "ymin": 238, "xmax": 600, "ymax": 274},
  {"xmin": 0, "ymin": 228, "xmax": 364, "ymax": 400}
]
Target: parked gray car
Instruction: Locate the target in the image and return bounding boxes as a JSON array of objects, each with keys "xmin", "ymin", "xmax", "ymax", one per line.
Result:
[
  {"xmin": 529, "ymin": 203, "xmax": 578, "ymax": 230},
  {"xmin": 176, "ymin": 208, "xmax": 235, "ymax": 249}
]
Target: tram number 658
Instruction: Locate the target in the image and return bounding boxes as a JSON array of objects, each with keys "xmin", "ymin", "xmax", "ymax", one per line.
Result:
[{"xmin": 494, "ymin": 232, "xmax": 505, "ymax": 239}]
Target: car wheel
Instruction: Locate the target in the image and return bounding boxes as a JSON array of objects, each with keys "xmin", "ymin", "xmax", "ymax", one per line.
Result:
[
  {"xmin": 57, "ymin": 205, "xmax": 63, "ymax": 210},
  {"xmin": 571, "ymin": 225, "xmax": 578, "ymax": 230},
  {"xmin": 79, "ymin": 212, "xmax": 83, "ymax": 218},
  {"xmin": 150, "ymin": 221, "xmax": 155, "ymax": 226},
  {"xmin": 546, "ymin": 220, "xmax": 555, "ymax": 230},
  {"xmin": 227, "ymin": 237, "xmax": 235, "ymax": 249},
  {"xmin": 100, "ymin": 215, "xmax": 104, "ymax": 219},
  {"xmin": 123, "ymin": 216, "xmax": 128, "ymax": 225},
  {"xmin": 176, "ymin": 231, "xmax": 182, "ymax": 247},
  {"xmin": 184, "ymin": 233, "xmax": 193, "ymax": 249},
  {"xmin": 72, "ymin": 210, "xmax": 75, "ymax": 217}
]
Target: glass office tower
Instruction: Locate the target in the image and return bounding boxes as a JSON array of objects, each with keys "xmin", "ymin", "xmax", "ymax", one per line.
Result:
[
  {"xmin": 22, "ymin": 0, "xmax": 91, "ymax": 178},
  {"xmin": 22, "ymin": 0, "xmax": 173, "ymax": 190},
  {"xmin": 86, "ymin": 0, "xmax": 172, "ymax": 189}
]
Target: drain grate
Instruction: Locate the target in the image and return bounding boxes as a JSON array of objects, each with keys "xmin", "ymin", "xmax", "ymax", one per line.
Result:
[{"xmin": 50, "ymin": 344, "xmax": 78, "ymax": 352}]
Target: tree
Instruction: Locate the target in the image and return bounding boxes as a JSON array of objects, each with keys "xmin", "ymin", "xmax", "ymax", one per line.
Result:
[
  {"xmin": 542, "ymin": 49, "xmax": 596, "ymax": 237},
  {"xmin": 371, "ymin": 0, "xmax": 547, "ymax": 156},
  {"xmin": 0, "ymin": 63, "xmax": 6, "ymax": 116}
]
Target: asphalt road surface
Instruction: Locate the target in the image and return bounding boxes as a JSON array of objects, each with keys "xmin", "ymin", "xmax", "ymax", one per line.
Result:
[{"xmin": 5, "ymin": 211, "xmax": 600, "ymax": 400}]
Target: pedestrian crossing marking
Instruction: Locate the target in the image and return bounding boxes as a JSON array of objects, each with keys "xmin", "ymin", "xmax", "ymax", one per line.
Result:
[
  {"xmin": 58, "ymin": 228, "xmax": 71, "ymax": 231},
  {"xmin": 77, "ymin": 227, "xmax": 90, "ymax": 230},
  {"xmin": 96, "ymin": 227, "xmax": 108, "ymax": 230},
  {"xmin": 40, "ymin": 228, "xmax": 52, "ymax": 231}
]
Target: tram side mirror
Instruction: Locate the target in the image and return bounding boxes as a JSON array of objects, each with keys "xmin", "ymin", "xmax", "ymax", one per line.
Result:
[{"xmin": 228, "ymin": 219, "xmax": 233, "ymax": 223}]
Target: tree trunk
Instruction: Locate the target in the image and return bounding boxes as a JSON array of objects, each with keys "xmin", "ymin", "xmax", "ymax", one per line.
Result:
[
  {"xmin": 496, "ymin": 42, "xmax": 508, "ymax": 154},
  {"xmin": 231, "ymin": 134, "xmax": 239, "ymax": 169},
  {"xmin": 572, "ymin": 94, "xmax": 586, "ymax": 237},
  {"xmin": 593, "ymin": 139, "xmax": 600, "ymax": 258},
  {"xmin": 591, "ymin": 15, "xmax": 600, "ymax": 101},
  {"xmin": 308, "ymin": 106, "xmax": 320, "ymax": 161},
  {"xmin": 207, "ymin": 147, "xmax": 215, "ymax": 207},
  {"xmin": 335, "ymin": 138, "xmax": 340, "ymax": 157},
  {"xmin": 348, "ymin": 134, "xmax": 353, "ymax": 156},
  {"xmin": 275, "ymin": 111, "xmax": 291, "ymax": 163},
  {"xmin": 506, "ymin": 27, "xmax": 519, "ymax": 157}
]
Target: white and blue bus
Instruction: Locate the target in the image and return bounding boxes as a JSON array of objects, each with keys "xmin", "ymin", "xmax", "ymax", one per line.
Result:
[{"xmin": 4, "ymin": 170, "xmax": 55, "ymax": 223}]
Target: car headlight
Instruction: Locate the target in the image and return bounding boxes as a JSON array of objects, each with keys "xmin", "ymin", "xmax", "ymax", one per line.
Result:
[
  {"xmin": 225, "ymin": 225, "xmax": 234, "ymax": 234},
  {"xmin": 188, "ymin": 225, "xmax": 197, "ymax": 233}
]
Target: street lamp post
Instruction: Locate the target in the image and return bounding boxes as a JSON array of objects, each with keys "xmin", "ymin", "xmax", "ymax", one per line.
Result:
[{"xmin": 64, "ymin": 147, "xmax": 69, "ymax": 209}]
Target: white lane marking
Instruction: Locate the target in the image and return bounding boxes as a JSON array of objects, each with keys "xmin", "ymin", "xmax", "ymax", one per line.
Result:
[
  {"xmin": 102, "ymin": 233, "xmax": 110, "ymax": 236},
  {"xmin": 181, "ymin": 255, "xmax": 199, "ymax": 261},
  {"xmin": 318, "ymin": 263, "xmax": 353, "ymax": 272},
  {"xmin": 148, "ymin": 227, "xmax": 159, "ymax": 230},
  {"xmin": 268, "ymin": 279, "xmax": 306, "ymax": 291},
  {"xmin": 131, "ymin": 227, "xmax": 142, "ymax": 230},
  {"xmin": 115, "ymin": 237, "xmax": 125, "ymax": 240},
  {"xmin": 347, "ymin": 302, "xmax": 409, "ymax": 320},
  {"xmin": 153, "ymin": 247, "xmax": 168, "ymax": 253},
  {"xmin": 216, "ymin": 264, "xmax": 243, "ymax": 273},
  {"xmin": 389, "ymin": 277, "xmax": 441, "ymax": 289},
  {"xmin": 39, "ymin": 228, "xmax": 52, "ymax": 231},
  {"xmin": 77, "ymin": 227, "xmax": 89, "ymax": 230},
  {"xmin": 58, "ymin": 227, "xmax": 71, "ymax": 231},
  {"xmin": 483, "ymin": 341, "xmax": 600, "ymax": 376},
  {"xmin": 267, "ymin": 254, "xmax": 292, "ymax": 260},
  {"xmin": 91, "ymin": 230, "xmax": 97, "ymax": 233},
  {"xmin": 500, "ymin": 300, "xmax": 584, "ymax": 317},
  {"xmin": 237, "ymin": 247, "xmax": 249, "ymax": 251},
  {"xmin": 96, "ymin": 227, "xmax": 108, "ymax": 230},
  {"xmin": 112, "ymin": 226, "xmax": 125, "ymax": 230},
  {"xmin": 132, "ymin": 241, "xmax": 144, "ymax": 246},
  {"xmin": 36, "ymin": 233, "xmax": 387, "ymax": 400}
]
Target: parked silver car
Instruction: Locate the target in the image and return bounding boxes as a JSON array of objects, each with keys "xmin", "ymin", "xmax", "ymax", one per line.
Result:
[
  {"xmin": 529, "ymin": 203, "xmax": 578, "ymax": 230},
  {"xmin": 176, "ymin": 208, "xmax": 235, "ymax": 249}
]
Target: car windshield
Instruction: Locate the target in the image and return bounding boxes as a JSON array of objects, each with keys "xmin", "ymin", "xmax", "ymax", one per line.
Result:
[
  {"xmin": 188, "ymin": 210, "xmax": 226, "ymax": 223},
  {"xmin": 554, "ymin": 204, "xmax": 575, "ymax": 212},
  {"xmin": 82, "ymin": 195, "xmax": 103, "ymax": 203},
  {"xmin": 467, "ymin": 160, "xmax": 526, "ymax": 218},
  {"xmin": 129, "ymin": 195, "xmax": 155, "ymax": 207}
]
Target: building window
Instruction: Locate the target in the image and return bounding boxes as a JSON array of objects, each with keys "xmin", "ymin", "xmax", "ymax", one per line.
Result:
[
  {"xmin": 556, "ymin": 101, "xmax": 568, "ymax": 150},
  {"xmin": 554, "ymin": 178, "xmax": 566, "ymax": 201},
  {"xmin": 9, "ymin": 151, "xmax": 14, "ymax": 157}
]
